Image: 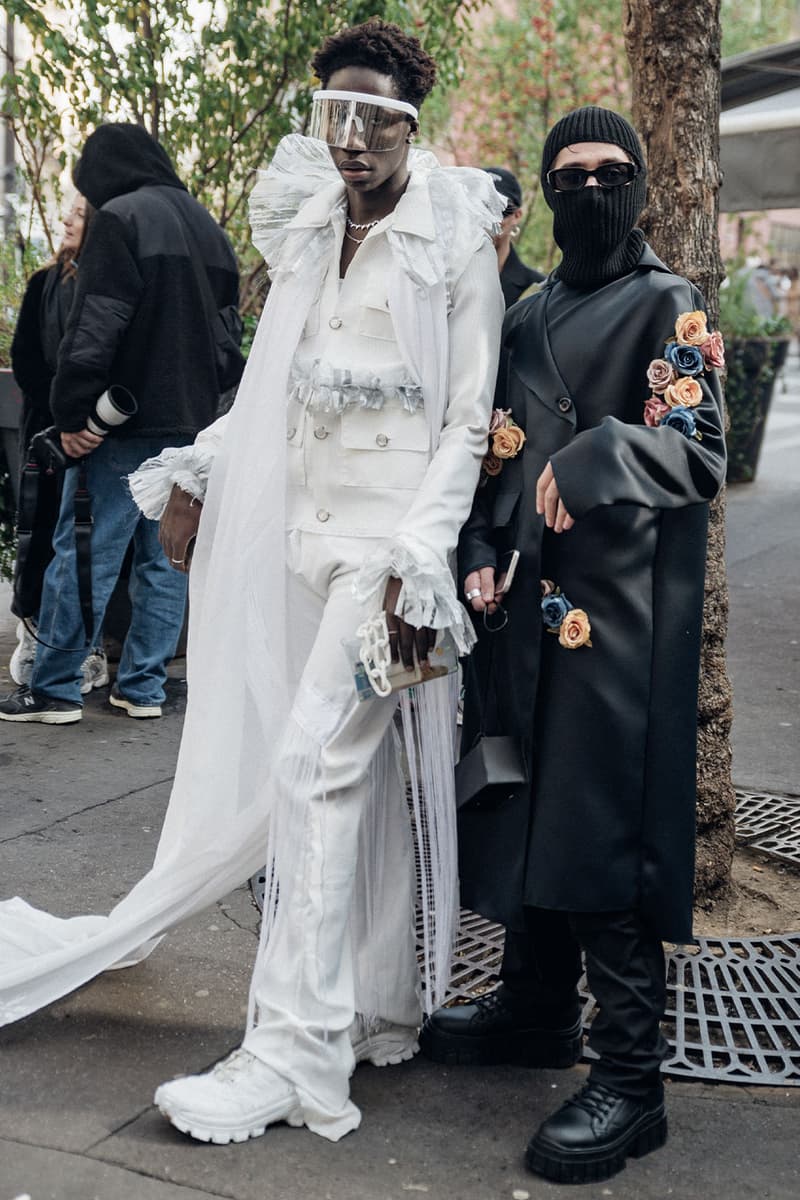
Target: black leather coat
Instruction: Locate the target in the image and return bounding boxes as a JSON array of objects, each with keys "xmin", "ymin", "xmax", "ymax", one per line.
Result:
[{"xmin": 457, "ymin": 246, "xmax": 726, "ymax": 943}]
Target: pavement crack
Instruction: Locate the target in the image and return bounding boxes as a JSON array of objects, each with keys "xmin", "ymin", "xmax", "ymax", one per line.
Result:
[
  {"xmin": 0, "ymin": 776, "xmax": 176, "ymax": 844},
  {"xmin": 216, "ymin": 900, "xmax": 260, "ymax": 938}
]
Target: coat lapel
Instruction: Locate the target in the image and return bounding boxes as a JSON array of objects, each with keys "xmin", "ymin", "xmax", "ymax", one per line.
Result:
[{"xmin": 505, "ymin": 287, "xmax": 577, "ymax": 431}]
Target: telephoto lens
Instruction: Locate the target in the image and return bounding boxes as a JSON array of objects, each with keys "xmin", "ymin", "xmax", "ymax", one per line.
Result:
[{"xmin": 86, "ymin": 385, "xmax": 138, "ymax": 436}]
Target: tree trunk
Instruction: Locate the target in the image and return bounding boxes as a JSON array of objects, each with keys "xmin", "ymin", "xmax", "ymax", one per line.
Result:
[{"xmin": 623, "ymin": 0, "xmax": 736, "ymax": 905}]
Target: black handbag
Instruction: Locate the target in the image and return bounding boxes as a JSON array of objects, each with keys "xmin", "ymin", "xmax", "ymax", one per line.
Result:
[
  {"xmin": 455, "ymin": 615, "xmax": 528, "ymax": 810},
  {"xmin": 455, "ymin": 732, "xmax": 528, "ymax": 809}
]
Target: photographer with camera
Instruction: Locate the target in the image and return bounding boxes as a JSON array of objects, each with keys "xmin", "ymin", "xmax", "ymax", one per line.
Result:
[{"xmin": 0, "ymin": 123, "xmax": 243, "ymax": 725}]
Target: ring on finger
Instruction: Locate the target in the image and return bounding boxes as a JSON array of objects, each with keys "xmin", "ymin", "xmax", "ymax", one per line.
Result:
[{"xmin": 465, "ymin": 587, "xmax": 481, "ymax": 601}]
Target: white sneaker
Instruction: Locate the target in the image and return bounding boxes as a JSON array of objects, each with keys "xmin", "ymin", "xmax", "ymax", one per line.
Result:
[
  {"xmin": 154, "ymin": 1048, "xmax": 304, "ymax": 1144},
  {"xmin": 9, "ymin": 621, "xmax": 36, "ymax": 687},
  {"xmin": 350, "ymin": 1015, "xmax": 419, "ymax": 1068},
  {"xmin": 80, "ymin": 649, "xmax": 109, "ymax": 695}
]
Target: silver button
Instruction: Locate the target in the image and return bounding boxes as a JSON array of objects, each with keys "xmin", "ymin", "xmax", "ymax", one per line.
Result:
[
  {"xmin": 558, "ymin": 396, "xmax": 572, "ymax": 413},
  {"xmin": 314, "ymin": 426, "xmax": 329, "ymax": 440},
  {"xmin": 286, "ymin": 426, "xmax": 297, "ymax": 440},
  {"xmin": 375, "ymin": 433, "xmax": 389, "ymax": 448},
  {"xmin": 316, "ymin": 508, "xmax": 330, "ymax": 523},
  {"xmin": 329, "ymin": 316, "xmax": 343, "ymax": 330}
]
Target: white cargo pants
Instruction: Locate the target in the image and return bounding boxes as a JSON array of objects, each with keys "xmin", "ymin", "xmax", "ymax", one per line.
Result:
[{"xmin": 243, "ymin": 529, "xmax": 421, "ymax": 1139}]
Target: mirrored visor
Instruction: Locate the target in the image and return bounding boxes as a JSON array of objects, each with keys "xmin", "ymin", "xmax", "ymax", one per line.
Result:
[{"xmin": 309, "ymin": 89, "xmax": 418, "ymax": 152}]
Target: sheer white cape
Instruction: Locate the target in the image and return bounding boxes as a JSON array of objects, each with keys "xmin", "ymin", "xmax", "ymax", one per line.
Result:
[{"xmin": 0, "ymin": 136, "xmax": 503, "ymax": 1028}]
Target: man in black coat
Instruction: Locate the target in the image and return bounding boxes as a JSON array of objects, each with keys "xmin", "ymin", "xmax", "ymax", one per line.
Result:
[
  {"xmin": 421, "ymin": 108, "xmax": 726, "ymax": 1184},
  {"xmin": 0, "ymin": 124, "xmax": 244, "ymax": 725}
]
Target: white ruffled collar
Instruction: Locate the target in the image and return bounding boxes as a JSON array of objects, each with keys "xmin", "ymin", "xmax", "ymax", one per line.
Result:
[{"xmin": 249, "ymin": 134, "xmax": 502, "ymax": 283}]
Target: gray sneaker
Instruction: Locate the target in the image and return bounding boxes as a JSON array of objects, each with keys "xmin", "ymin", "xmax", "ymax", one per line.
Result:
[
  {"xmin": 80, "ymin": 649, "xmax": 110, "ymax": 695},
  {"xmin": 109, "ymin": 684, "xmax": 162, "ymax": 719},
  {"xmin": 0, "ymin": 685, "xmax": 82, "ymax": 724},
  {"xmin": 9, "ymin": 620, "xmax": 36, "ymax": 687}
]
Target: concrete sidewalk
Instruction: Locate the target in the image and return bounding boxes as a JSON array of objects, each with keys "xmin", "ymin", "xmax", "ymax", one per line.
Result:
[{"xmin": 0, "ymin": 352, "xmax": 799, "ymax": 1200}]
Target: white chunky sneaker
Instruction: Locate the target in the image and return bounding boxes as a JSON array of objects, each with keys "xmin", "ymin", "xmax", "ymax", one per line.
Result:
[
  {"xmin": 350, "ymin": 1015, "xmax": 420, "ymax": 1068},
  {"xmin": 9, "ymin": 620, "xmax": 37, "ymax": 687},
  {"xmin": 80, "ymin": 649, "xmax": 110, "ymax": 695},
  {"xmin": 154, "ymin": 1049, "xmax": 304, "ymax": 1144}
]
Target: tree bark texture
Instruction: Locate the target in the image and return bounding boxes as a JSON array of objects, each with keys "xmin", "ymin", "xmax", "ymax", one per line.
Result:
[{"xmin": 623, "ymin": 0, "xmax": 736, "ymax": 905}]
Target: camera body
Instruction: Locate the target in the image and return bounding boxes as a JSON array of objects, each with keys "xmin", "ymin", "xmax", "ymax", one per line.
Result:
[{"xmin": 28, "ymin": 386, "xmax": 138, "ymax": 474}]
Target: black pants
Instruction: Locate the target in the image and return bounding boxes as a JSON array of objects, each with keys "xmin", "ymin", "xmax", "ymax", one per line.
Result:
[{"xmin": 501, "ymin": 907, "xmax": 668, "ymax": 1098}]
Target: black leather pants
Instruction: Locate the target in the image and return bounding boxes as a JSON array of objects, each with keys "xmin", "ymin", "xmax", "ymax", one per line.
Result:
[{"xmin": 501, "ymin": 906, "xmax": 668, "ymax": 1097}]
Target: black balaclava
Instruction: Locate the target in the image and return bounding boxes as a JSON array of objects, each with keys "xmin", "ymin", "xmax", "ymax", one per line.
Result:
[
  {"xmin": 73, "ymin": 123, "xmax": 186, "ymax": 210},
  {"xmin": 540, "ymin": 106, "xmax": 647, "ymax": 288}
]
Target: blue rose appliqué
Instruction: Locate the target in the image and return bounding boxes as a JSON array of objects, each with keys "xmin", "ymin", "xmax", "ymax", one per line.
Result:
[
  {"xmin": 541, "ymin": 593, "xmax": 572, "ymax": 629},
  {"xmin": 662, "ymin": 405, "xmax": 698, "ymax": 439},
  {"xmin": 664, "ymin": 342, "xmax": 704, "ymax": 377}
]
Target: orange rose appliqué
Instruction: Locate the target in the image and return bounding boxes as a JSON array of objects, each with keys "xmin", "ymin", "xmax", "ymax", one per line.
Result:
[{"xmin": 558, "ymin": 608, "xmax": 592, "ymax": 649}]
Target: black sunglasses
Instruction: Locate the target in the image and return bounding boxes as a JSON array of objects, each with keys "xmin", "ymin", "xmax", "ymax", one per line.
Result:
[{"xmin": 547, "ymin": 162, "xmax": 639, "ymax": 192}]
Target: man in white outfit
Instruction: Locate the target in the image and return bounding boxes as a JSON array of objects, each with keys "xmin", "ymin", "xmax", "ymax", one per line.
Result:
[
  {"xmin": 131, "ymin": 20, "xmax": 505, "ymax": 1143},
  {"xmin": 0, "ymin": 18, "xmax": 502, "ymax": 1145}
]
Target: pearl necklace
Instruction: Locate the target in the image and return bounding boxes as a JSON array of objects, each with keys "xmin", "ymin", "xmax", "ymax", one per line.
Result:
[{"xmin": 344, "ymin": 214, "xmax": 381, "ymax": 245}]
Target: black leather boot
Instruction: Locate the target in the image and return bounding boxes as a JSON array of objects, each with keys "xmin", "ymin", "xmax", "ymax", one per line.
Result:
[
  {"xmin": 418, "ymin": 985, "xmax": 583, "ymax": 1067},
  {"xmin": 525, "ymin": 1080, "xmax": 667, "ymax": 1184}
]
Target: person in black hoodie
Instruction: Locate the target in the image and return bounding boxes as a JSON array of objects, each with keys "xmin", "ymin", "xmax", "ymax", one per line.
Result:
[{"xmin": 0, "ymin": 123, "xmax": 244, "ymax": 725}]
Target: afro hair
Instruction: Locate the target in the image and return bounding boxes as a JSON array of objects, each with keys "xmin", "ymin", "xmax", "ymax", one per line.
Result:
[{"xmin": 311, "ymin": 18, "xmax": 437, "ymax": 111}]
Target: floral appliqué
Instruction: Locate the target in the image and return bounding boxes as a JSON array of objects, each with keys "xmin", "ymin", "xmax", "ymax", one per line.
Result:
[
  {"xmin": 540, "ymin": 580, "xmax": 592, "ymax": 650},
  {"xmin": 643, "ymin": 310, "xmax": 724, "ymax": 442},
  {"xmin": 481, "ymin": 408, "xmax": 526, "ymax": 482}
]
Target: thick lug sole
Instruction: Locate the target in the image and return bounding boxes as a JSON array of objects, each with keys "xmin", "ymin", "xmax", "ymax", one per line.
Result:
[
  {"xmin": 109, "ymin": 692, "xmax": 162, "ymax": 718},
  {"xmin": 0, "ymin": 707, "xmax": 81, "ymax": 724},
  {"xmin": 156, "ymin": 1096, "xmax": 304, "ymax": 1145},
  {"xmin": 419, "ymin": 1018, "xmax": 583, "ymax": 1068},
  {"xmin": 353, "ymin": 1032, "xmax": 420, "ymax": 1068},
  {"xmin": 526, "ymin": 1107, "xmax": 667, "ymax": 1184}
]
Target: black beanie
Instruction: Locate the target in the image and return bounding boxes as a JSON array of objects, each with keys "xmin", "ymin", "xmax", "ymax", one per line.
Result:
[{"xmin": 540, "ymin": 106, "xmax": 647, "ymax": 288}]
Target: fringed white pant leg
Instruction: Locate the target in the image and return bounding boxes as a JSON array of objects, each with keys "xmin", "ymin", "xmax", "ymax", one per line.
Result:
[
  {"xmin": 352, "ymin": 724, "xmax": 421, "ymax": 1028},
  {"xmin": 243, "ymin": 548, "xmax": 406, "ymax": 1140}
]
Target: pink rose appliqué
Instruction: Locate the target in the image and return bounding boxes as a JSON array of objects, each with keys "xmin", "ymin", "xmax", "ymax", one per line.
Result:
[{"xmin": 644, "ymin": 398, "xmax": 670, "ymax": 427}]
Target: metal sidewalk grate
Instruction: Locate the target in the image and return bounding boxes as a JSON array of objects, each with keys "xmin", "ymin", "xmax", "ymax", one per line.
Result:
[
  {"xmin": 735, "ymin": 789, "xmax": 800, "ymax": 868},
  {"xmin": 250, "ymin": 789, "xmax": 800, "ymax": 1087},
  {"xmin": 439, "ymin": 912, "xmax": 800, "ymax": 1087}
]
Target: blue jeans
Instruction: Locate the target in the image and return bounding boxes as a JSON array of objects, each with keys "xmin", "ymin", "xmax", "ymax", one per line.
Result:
[{"xmin": 31, "ymin": 436, "xmax": 190, "ymax": 706}]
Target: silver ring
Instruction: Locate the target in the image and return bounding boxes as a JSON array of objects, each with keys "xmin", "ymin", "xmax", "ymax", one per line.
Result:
[
  {"xmin": 465, "ymin": 588, "xmax": 481, "ymax": 601},
  {"xmin": 170, "ymin": 557, "xmax": 184, "ymax": 564}
]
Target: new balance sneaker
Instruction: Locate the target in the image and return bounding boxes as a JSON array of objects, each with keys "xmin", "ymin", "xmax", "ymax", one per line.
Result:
[
  {"xmin": 154, "ymin": 1049, "xmax": 304, "ymax": 1144},
  {"xmin": 9, "ymin": 620, "xmax": 37, "ymax": 687},
  {"xmin": 80, "ymin": 648, "xmax": 110, "ymax": 695},
  {"xmin": 350, "ymin": 1015, "xmax": 420, "ymax": 1069},
  {"xmin": 0, "ymin": 685, "xmax": 82, "ymax": 724},
  {"xmin": 109, "ymin": 684, "xmax": 161, "ymax": 719}
]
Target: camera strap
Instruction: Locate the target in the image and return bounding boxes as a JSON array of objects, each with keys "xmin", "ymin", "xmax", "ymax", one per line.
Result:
[
  {"xmin": 73, "ymin": 461, "xmax": 94, "ymax": 643},
  {"xmin": 13, "ymin": 453, "xmax": 95, "ymax": 653}
]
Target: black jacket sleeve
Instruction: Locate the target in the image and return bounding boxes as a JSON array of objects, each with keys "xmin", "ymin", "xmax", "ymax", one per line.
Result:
[
  {"xmin": 551, "ymin": 286, "xmax": 727, "ymax": 517},
  {"xmin": 11, "ymin": 269, "xmax": 52, "ymax": 415},
  {"xmin": 50, "ymin": 210, "xmax": 144, "ymax": 431}
]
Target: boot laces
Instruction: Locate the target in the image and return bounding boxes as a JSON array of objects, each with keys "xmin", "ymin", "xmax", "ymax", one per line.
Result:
[
  {"xmin": 569, "ymin": 1082, "xmax": 620, "ymax": 1120},
  {"xmin": 472, "ymin": 989, "xmax": 512, "ymax": 1024}
]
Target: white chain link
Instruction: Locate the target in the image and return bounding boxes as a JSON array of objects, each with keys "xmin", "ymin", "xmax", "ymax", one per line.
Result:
[{"xmin": 356, "ymin": 612, "xmax": 393, "ymax": 698}]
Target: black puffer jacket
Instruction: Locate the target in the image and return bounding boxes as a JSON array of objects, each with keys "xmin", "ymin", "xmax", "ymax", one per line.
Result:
[{"xmin": 51, "ymin": 123, "xmax": 244, "ymax": 437}]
